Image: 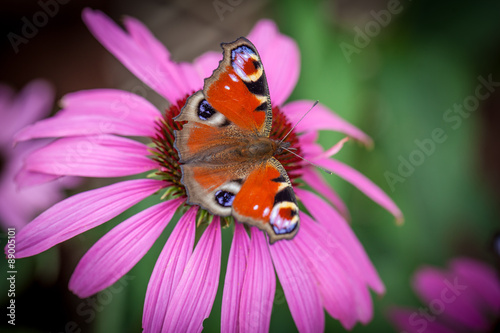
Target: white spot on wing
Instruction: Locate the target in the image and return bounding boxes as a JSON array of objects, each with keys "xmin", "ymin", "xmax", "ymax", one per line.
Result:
[
  {"xmin": 229, "ymin": 74, "xmax": 238, "ymax": 82},
  {"xmin": 253, "ymin": 204, "xmax": 259, "ymax": 210},
  {"xmin": 225, "ymin": 85, "xmax": 230, "ymax": 90},
  {"xmin": 263, "ymin": 207, "xmax": 270, "ymax": 217}
]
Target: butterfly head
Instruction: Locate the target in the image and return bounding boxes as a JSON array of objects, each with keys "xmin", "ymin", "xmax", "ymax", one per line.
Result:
[{"xmin": 274, "ymin": 140, "xmax": 291, "ymax": 155}]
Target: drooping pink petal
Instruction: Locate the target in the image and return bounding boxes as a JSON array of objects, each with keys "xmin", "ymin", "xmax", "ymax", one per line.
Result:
[
  {"xmin": 24, "ymin": 135, "xmax": 157, "ymax": 177},
  {"xmin": 13, "ymin": 179, "xmax": 165, "ymax": 258},
  {"xmin": 162, "ymin": 217, "xmax": 221, "ymax": 333},
  {"xmin": 297, "ymin": 213, "xmax": 373, "ymax": 326},
  {"xmin": 296, "ymin": 188, "xmax": 385, "ymax": 294},
  {"xmin": 221, "ymin": 222, "xmax": 250, "ymax": 333},
  {"xmin": 389, "ymin": 308, "xmax": 456, "ymax": 333},
  {"xmin": 315, "ymin": 158, "xmax": 404, "ymax": 223},
  {"xmin": 82, "ymin": 9, "xmax": 188, "ymax": 103},
  {"xmin": 270, "ymin": 236, "xmax": 325, "ymax": 333},
  {"xmin": 247, "ymin": 20, "xmax": 299, "ymax": 106},
  {"xmin": 413, "ymin": 267, "xmax": 491, "ymax": 331},
  {"xmin": 143, "ymin": 206, "xmax": 198, "ymax": 333},
  {"xmin": 239, "ymin": 228, "xmax": 275, "ymax": 333},
  {"xmin": 69, "ymin": 198, "xmax": 183, "ymax": 298},
  {"xmin": 300, "ymin": 168, "xmax": 350, "ymax": 219},
  {"xmin": 282, "ymin": 100, "xmax": 373, "ymax": 146},
  {"xmin": 319, "ymin": 137, "xmax": 350, "ymax": 159},
  {"xmin": 450, "ymin": 258, "xmax": 500, "ymax": 314},
  {"xmin": 0, "ymin": 80, "xmax": 54, "ymax": 143}
]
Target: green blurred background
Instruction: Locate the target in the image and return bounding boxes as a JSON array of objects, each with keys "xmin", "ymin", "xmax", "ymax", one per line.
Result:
[{"xmin": 1, "ymin": 0, "xmax": 499, "ymax": 332}]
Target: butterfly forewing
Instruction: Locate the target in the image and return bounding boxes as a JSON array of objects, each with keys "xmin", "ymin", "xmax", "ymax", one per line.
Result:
[{"xmin": 204, "ymin": 37, "xmax": 272, "ymax": 136}]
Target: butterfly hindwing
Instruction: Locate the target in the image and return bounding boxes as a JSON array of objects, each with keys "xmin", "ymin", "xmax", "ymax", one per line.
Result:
[
  {"xmin": 178, "ymin": 162, "xmax": 252, "ymax": 216},
  {"xmin": 232, "ymin": 158, "xmax": 299, "ymax": 243}
]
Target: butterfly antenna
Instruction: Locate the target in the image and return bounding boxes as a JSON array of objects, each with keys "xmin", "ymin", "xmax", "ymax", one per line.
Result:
[
  {"xmin": 282, "ymin": 147, "xmax": 333, "ymax": 175},
  {"xmin": 279, "ymin": 100, "xmax": 319, "ymax": 145}
]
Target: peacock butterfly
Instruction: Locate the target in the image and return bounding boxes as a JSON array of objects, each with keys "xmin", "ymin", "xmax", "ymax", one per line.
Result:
[{"xmin": 174, "ymin": 37, "xmax": 299, "ymax": 243}]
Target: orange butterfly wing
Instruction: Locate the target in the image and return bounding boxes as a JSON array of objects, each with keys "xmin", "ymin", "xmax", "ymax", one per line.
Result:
[
  {"xmin": 232, "ymin": 158, "xmax": 299, "ymax": 243},
  {"xmin": 204, "ymin": 37, "xmax": 272, "ymax": 135}
]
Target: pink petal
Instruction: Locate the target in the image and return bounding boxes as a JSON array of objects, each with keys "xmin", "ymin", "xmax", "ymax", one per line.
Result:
[
  {"xmin": 143, "ymin": 206, "xmax": 197, "ymax": 333},
  {"xmin": 239, "ymin": 228, "xmax": 275, "ymax": 333},
  {"xmin": 270, "ymin": 236, "xmax": 324, "ymax": 333},
  {"xmin": 298, "ymin": 130, "xmax": 318, "ymax": 146},
  {"xmin": 413, "ymin": 267, "xmax": 491, "ymax": 331},
  {"xmin": 15, "ymin": 168, "xmax": 61, "ymax": 188},
  {"xmin": 123, "ymin": 16, "xmax": 170, "ymax": 64},
  {"xmin": 15, "ymin": 89, "xmax": 162, "ymax": 142},
  {"xmin": 450, "ymin": 258, "xmax": 500, "ymax": 314},
  {"xmin": 193, "ymin": 51, "xmax": 221, "ymax": 83},
  {"xmin": 177, "ymin": 62, "xmax": 203, "ymax": 95},
  {"xmin": 1, "ymin": 140, "xmax": 67, "ymax": 228},
  {"xmin": 15, "ymin": 114, "xmax": 158, "ymax": 142},
  {"xmin": 294, "ymin": 213, "xmax": 364, "ymax": 329},
  {"xmin": 299, "ymin": 139, "xmax": 324, "ymax": 160},
  {"xmin": 13, "ymin": 179, "xmax": 165, "ymax": 258},
  {"xmin": 319, "ymin": 137, "xmax": 350, "ymax": 159},
  {"xmin": 296, "ymin": 188, "xmax": 385, "ymax": 294},
  {"xmin": 162, "ymin": 217, "xmax": 221, "ymax": 332},
  {"xmin": 298, "ymin": 213, "xmax": 373, "ymax": 326},
  {"xmin": 221, "ymin": 222, "xmax": 250, "ymax": 332},
  {"xmin": 0, "ymin": 79, "xmax": 54, "ymax": 142},
  {"xmin": 25, "ymin": 135, "xmax": 157, "ymax": 177},
  {"xmin": 282, "ymin": 100, "xmax": 373, "ymax": 146},
  {"xmin": 60, "ymin": 89, "xmax": 161, "ymax": 118},
  {"xmin": 247, "ymin": 20, "xmax": 299, "ymax": 106},
  {"xmin": 300, "ymin": 168, "xmax": 350, "ymax": 219},
  {"xmin": 389, "ymin": 308, "xmax": 456, "ymax": 333},
  {"xmin": 315, "ymin": 158, "xmax": 404, "ymax": 223},
  {"xmin": 69, "ymin": 198, "xmax": 183, "ymax": 298},
  {"xmin": 82, "ymin": 9, "xmax": 188, "ymax": 103}
]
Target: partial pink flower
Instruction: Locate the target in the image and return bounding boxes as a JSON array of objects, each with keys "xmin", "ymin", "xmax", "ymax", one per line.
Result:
[
  {"xmin": 0, "ymin": 80, "xmax": 75, "ymax": 230},
  {"xmin": 10, "ymin": 8, "xmax": 403, "ymax": 332},
  {"xmin": 390, "ymin": 258, "xmax": 500, "ymax": 333}
]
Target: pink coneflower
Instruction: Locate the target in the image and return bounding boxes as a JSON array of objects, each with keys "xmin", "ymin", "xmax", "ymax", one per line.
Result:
[
  {"xmin": 0, "ymin": 80, "xmax": 74, "ymax": 230},
  {"xmin": 390, "ymin": 258, "xmax": 500, "ymax": 333},
  {"xmin": 12, "ymin": 9, "xmax": 403, "ymax": 332}
]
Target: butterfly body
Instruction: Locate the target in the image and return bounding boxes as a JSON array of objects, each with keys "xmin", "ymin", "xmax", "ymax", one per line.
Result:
[{"xmin": 174, "ymin": 37, "xmax": 299, "ymax": 243}]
